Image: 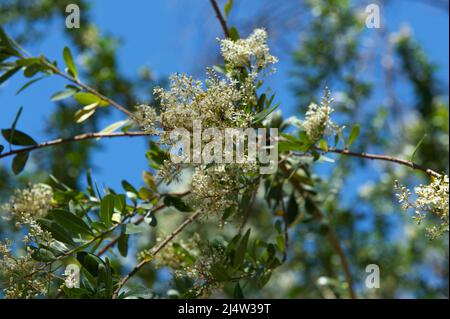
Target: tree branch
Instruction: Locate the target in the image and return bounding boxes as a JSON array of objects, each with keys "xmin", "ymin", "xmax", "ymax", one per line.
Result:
[
  {"xmin": 0, "ymin": 131, "xmax": 152, "ymax": 159},
  {"xmin": 318, "ymin": 147, "xmax": 443, "ymax": 178},
  {"xmin": 42, "ymin": 60, "xmax": 135, "ymax": 119},
  {"xmin": 209, "ymin": 0, "xmax": 230, "ymax": 38},
  {"xmin": 112, "ymin": 210, "xmax": 202, "ymax": 299}
]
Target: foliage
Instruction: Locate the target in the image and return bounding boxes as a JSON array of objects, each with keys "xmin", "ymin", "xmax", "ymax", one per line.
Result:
[{"xmin": 0, "ymin": 0, "xmax": 448, "ymax": 299}]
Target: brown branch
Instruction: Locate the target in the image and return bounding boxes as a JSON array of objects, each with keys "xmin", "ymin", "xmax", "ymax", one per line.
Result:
[
  {"xmin": 42, "ymin": 60, "xmax": 134, "ymax": 119},
  {"xmin": 280, "ymin": 162, "xmax": 356, "ymax": 299},
  {"xmin": 209, "ymin": 0, "xmax": 230, "ymax": 38},
  {"xmin": 0, "ymin": 131, "xmax": 152, "ymax": 159},
  {"xmin": 320, "ymin": 147, "xmax": 443, "ymax": 178},
  {"xmin": 112, "ymin": 210, "xmax": 202, "ymax": 299}
]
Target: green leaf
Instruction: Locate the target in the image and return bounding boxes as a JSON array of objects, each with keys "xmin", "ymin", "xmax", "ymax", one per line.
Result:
[
  {"xmin": 30, "ymin": 247, "xmax": 56, "ymax": 262},
  {"xmin": 38, "ymin": 218, "xmax": 75, "ymax": 245},
  {"xmin": 233, "ymin": 282, "xmax": 244, "ymax": 299},
  {"xmin": 278, "ymin": 140, "xmax": 302, "ymax": 153},
  {"xmin": 318, "ymin": 139, "xmax": 328, "ymax": 152},
  {"xmin": 286, "ymin": 192, "xmax": 299, "ymax": 225},
  {"xmin": 347, "ymin": 124, "xmax": 360, "ymax": 148},
  {"xmin": 23, "ymin": 64, "xmax": 46, "ymax": 78},
  {"xmin": 0, "ymin": 25, "xmax": 20, "ymax": 57},
  {"xmin": 124, "ymin": 224, "xmax": 145, "ymax": 235},
  {"xmin": 2, "ymin": 128, "xmax": 37, "ymax": 146},
  {"xmin": 98, "ymin": 120, "xmax": 129, "ymax": 135},
  {"xmin": 0, "ymin": 66, "xmax": 20, "ymax": 84},
  {"xmin": 16, "ymin": 75, "xmax": 47, "ymax": 94},
  {"xmin": 9, "ymin": 105, "xmax": 23, "ymax": 145},
  {"xmin": 142, "ymin": 171, "xmax": 157, "ymax": 191},
  {"xmin": 74, "ymin": 102, "xmax": 98, "ymax": 123},
  {"xmin": 118, "ymin": 230, "xmax": 129, "ymax": 258},
  {"xmin": 74, "ymin": 92, "xmax": 108, "ymax": 106},
  {"xmin": 50, "ymin": 209, "xmax": 93, "ymax": 236},
  {"xmin": 121, "ymin": 180, "xmax": 138, "ymax": 194},
  {"xmin": 147, "ymin": 212, "xmax": 157, "ymax": 227},
  {"xmin": 0, "ymin": 144, "xmax": 4, "ymax": 154},
  {"xmin": 51, "ymin": 88, "xmax": 77, "ymax": 101},
  {"xmin": 114, "ymin": 194, "xmax": 126, "ymax": 213},
  {"xmin": 224, "ymin": 0, "xmax": 233, "ymax": 18},
  {"xmin": 76, "ymin": 252, "xmax": 103, "ymax": 277},
  {"xmin": 98, "ymin": 259, "xmax": 113, "ymax": 298},
  {"xmin": 410, "ymin": 134, "xmax": 426, "ymax": 161},
  {"xmin": 12, "ymin": 152, "xmax": 29, "ymax": 175},
  {"xmin": 252, "ymin": 103, "xmax": 280, "ymax": 124},
  {"xmin": 63, "ymin": 46, "xmax": 78, "ymax": 79},
  {"xmin": 163, "ymin": 195, "xmax": 193, "ymax": 212},
  {"xmin": 233, "ymin": 228, "xmax": 250, "ymax": 268},
  {"xmin": 100, "ymin": 194, "xmax": 115, "ymax": 227},
  {"xmin": 228, "ymin": 26, "xmax": 240, "ymax": 41},
  {"xmin": 15, "ymin": 58, "xmax": 42, "ymax": 67}
]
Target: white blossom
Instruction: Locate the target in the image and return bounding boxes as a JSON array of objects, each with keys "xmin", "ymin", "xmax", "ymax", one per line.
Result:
[
  {"xmin": 301, "ymin": 88, "xmax": 341, "ymax": 142},
  {"xmin": 220, "ymin": 28, "xmax": 278, "ymax": 70},
  {"xmin": 2, "ymin": 183, "xmax": 53, "ymax": 225},
  {"xmin": 395, "ymin": 175, "xmax": 449, "ymax": 239}
]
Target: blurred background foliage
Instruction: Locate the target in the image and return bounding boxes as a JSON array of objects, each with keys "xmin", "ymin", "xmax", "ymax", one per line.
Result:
[{"xmin": 0, "ymin": 0, "xmax": 448, "ymax": 298}]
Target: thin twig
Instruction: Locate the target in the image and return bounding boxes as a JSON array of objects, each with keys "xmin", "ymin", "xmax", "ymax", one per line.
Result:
[
  {"xmin": 0, "ymin": 131, "xmax": 152, "ymax": 159},
  {"xmin": 209, "ymin": 0, "xmax": 230, "ymax": 38},
  {"xmin": 42, "ymin": 60, "xmax": 134, "ymax": 119},
  {"xmin": 112, "ymin": 210, "xmax": 202, "ymax": 298},
  {"xmin": 317, "ymin": 147, "xmax": 443, "ymax": 178}
]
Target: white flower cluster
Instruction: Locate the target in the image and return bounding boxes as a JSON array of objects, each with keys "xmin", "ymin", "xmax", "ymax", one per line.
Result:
[
  {"xmin": 134, "ymin": 104, "xmax": 158, "ymax": 133},
  {"xmin": 135, "ymin": 29, "xmax": 278, "ymax": 133},
  {"xmin": 395, "ymin": 175, "xmax": 449, "ymax": 239},
  {"xmin": 220, "ymin": 28, "xmax": 278, "ymax": 70},
  {"xmin": 189, "ymin": 162, "xmax": 258, "ymax": 216},
  {"xmin": 0, "ymin": 184, "xmax": 55, "ymax": 298},
  {"xmin": 0, "ymin": 240, "xmax": 52, "ymax": 298},
  {"xmin": 63, "ymin": 268, "xmax": 78, "ymax": 289},
  {"xmin": 2, "ymin": 183, "xmax": 53, "ymax": 225},
  {"xmin": 151, "ymin": 233, "xmax": 201, "ymax": 270},
  {"xmin": 301, "ymin": 89, "xmax": 341, "ymax": 142},
  {"xmin": 132, "ymin": 29, "xmax": 278, "ymax": 217}
]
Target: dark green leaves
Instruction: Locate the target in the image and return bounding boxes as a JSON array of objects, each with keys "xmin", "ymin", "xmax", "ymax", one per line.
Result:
[
  {"xmin": 1, "ymin": 128, "xmax": 37, "ymax": 146},
  {"xmin": 233, "ymin": 229, "xmax": 250, "ymax": 268},
  {"xmin": 224, "ymin": 0, "xmax": 233, "ymax": 18},
  {"xmin": 229, "ymin": 26, "xmax": 240, "ymax": 41},
  {"xmin": 252, "ymin": 102, "xmax": 280, "ymax": 124},
  {"xmin": 0, "ymin": 66, "xmax": 20, "ymax": 84},
  {"xmin": 51, "ymin": 85, "xmax": 79, "ymax": 101},
  {"xmin": 1, "ymin": 112, "xmax": 37, "ymax": 174},
  {"xmin": 163, "ymin": 195, "xmax": 193, "ymax": 212},
  {"xmin": 233, "ymin": 282, "xmax": 244, "ymax": 298},
  {"xmin": 12, "ymin": 152, "xmax": 29, "ymax": 175},
  {"xmin": 74, "ymin": 92, "xmax": 108, "ymax": 106},
  {"xmin": 100, "ymin": 194, "xmax": 115, "ymax": 227},
  {"xmin": 118, "ymin": 228, "xmax": 129, "ymax": 258},
  {"xmin": 0, "ymin": 25, "xmax": 21, "ymax": 57},
  {"xmin": 63, "ymin": 46, "xmax": 78, "ymax": 79},
  {"xmin": 346, "ymin": 124, "xmax": 360, "ymax": 148},
  {"xmin": 38, "ymin": 218, "xmax": 75, "ymax": 245},
  {"xmin": 50, "ymin": 209, "xmax": 93, "ymax": 236},
  {"xmin": 286, "ymin": 192, "xmax": 299, "ymax": 226}
]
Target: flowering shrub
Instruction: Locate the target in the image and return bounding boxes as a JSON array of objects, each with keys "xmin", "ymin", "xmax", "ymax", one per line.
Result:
[{"xmin": 0, "ymin": 1, "xmax": 448, "ymax": 299}]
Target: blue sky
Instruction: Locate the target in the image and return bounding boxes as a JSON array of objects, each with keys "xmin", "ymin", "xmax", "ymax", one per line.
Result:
[{"xmin": 0, "ymin": 0, "xmax": 448, "ymax": 191}]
